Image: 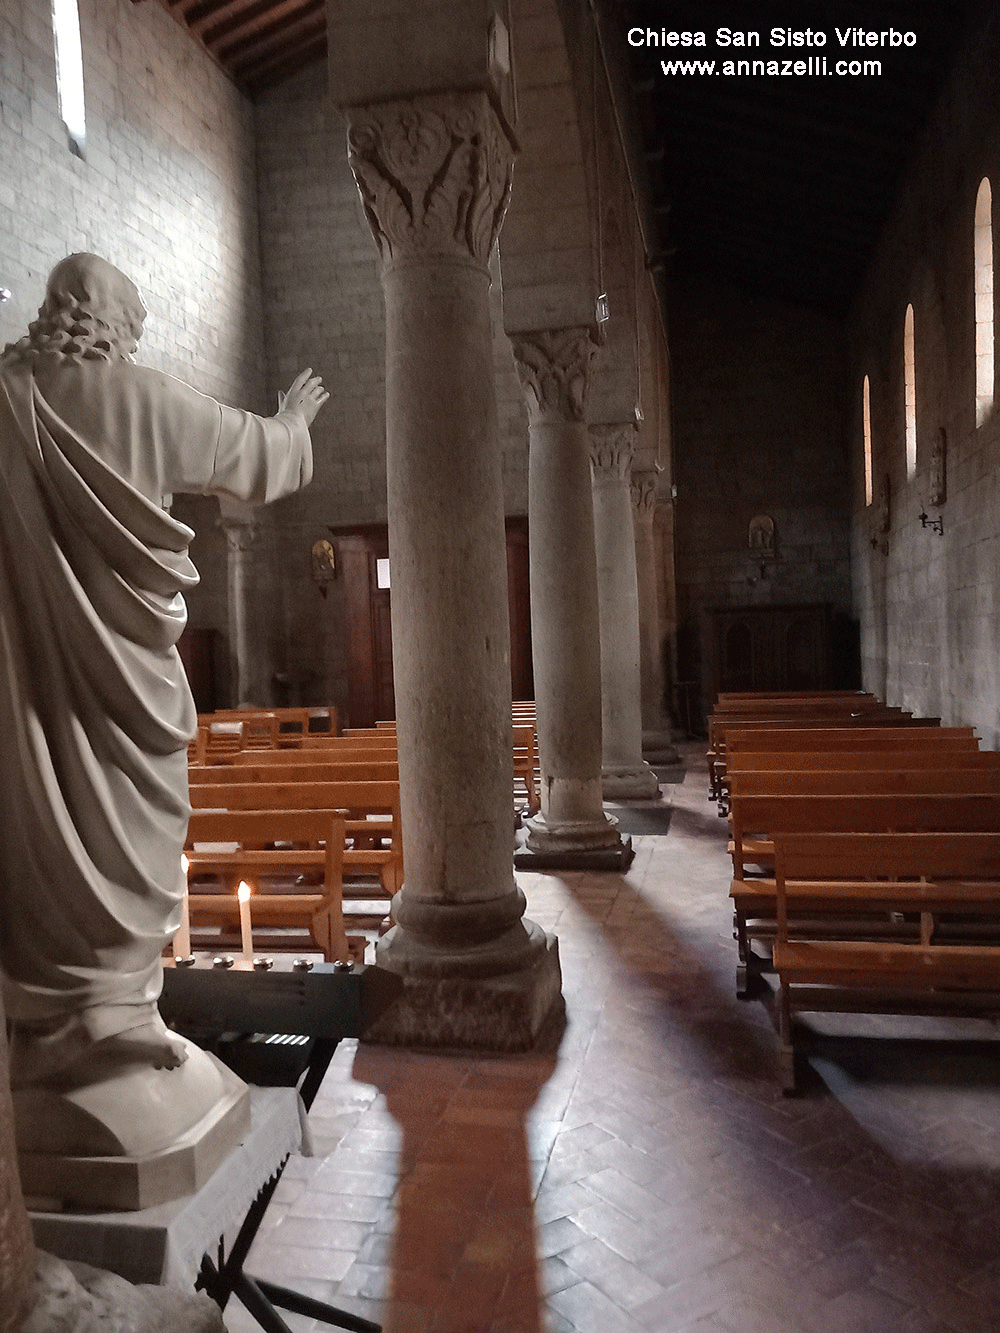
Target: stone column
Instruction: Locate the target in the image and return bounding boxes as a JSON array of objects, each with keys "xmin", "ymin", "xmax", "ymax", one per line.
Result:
[
  {"xmin": 219, "ymin": 505, "xmax": 261, "ymax": 708},
  {"xmin": 509, "ymin": 329, "xmax": 630, "ymax": 869},
  {"xmin": 0, "ymin": 988, "xmax": 34, "ymax": 1333},
  {"xmin": 632, "ymin": 469, "xmax": 681, "ymax": 763},
  {"xmin": 590, "ymin": 425, "xmax": 660, "ymax": 799},
  {"xmin": 345, "ymin": 91, "xmax": 562, "ymax": 1050}
]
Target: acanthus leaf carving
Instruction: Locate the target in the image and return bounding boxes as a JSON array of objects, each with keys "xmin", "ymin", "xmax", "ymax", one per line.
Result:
[
  {"xmin": 630, "ymin": 469, "xmax": 658, "ymax": 521},
  {"xmin": 510, "ymin": 327, "xmax": 602, "ymax": 423},
  {"xmin": 589, "ymin": 423, "xmax": 636, "ymax": 479},
  {"xmin": 347, "ymin": 93, "xmax": 514, "ymax": 267}
]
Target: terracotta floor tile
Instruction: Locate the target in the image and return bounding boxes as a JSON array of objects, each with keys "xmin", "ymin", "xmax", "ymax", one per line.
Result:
[{"xmin": 229, "ymin": 748, "xmax": 1000, "ymax": 1333}]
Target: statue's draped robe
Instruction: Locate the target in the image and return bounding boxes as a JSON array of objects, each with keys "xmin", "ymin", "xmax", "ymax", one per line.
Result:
[{"xmin": 0, "ymin": 355, "xmax": 311, "ymax": 1059}]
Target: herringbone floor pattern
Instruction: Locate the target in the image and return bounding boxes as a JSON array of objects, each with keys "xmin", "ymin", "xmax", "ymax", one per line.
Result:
[{"xmin": 225, "ymin": 748, "xmax": 1000, "ymax": 1333}]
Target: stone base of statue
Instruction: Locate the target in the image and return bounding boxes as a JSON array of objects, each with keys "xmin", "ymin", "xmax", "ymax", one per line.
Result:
[
  {"xmin": 365, "ymin": 918, "xmax": 564, "ymax": 1052},
  {"xmin": 601, "ymin": 761, "xmax": 663, "ymax": 802},
  {"xmin": 15, "ymin": 1040, "xmax": 250, "ymax": 1212}
]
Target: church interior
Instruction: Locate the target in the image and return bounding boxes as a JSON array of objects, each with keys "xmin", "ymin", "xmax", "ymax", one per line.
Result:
[{"xmin": 3, "ymin": 0, "xmax": 1000, "ymax": 1329}]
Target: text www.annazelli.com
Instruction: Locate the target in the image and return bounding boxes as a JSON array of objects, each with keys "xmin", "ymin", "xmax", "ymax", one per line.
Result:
[{"xmin": 661, "ymin": 57, "xmax": 882, "ymax": 77}]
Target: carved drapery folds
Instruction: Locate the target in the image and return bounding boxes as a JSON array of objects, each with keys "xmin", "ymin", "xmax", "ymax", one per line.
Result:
[
  {"xmin": 589, "ymin": 422, "xmax": 636, "ymax": 479},
  {"xmin": 510, "ymin": 327, "xmax": 601, "ymax": 424},
  {"xmin": 346, "ymin": 91, "xmax": 515, "ymax": 268},
  {"xmin": 630, "ymin": 468, "xmax": 658, "ymax": 522}
]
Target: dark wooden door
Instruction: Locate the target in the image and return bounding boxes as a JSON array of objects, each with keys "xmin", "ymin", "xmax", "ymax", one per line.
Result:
[{"xmin": 335, "ymin": 522, "xmax": 532, "ymax": 728}]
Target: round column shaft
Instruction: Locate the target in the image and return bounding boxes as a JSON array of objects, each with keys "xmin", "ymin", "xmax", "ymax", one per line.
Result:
[
  {"xmin": 632, "ymin": 469, "xmax": 681, "ymax": 762},
  {"xmin": 220, "ymin": 508, "xmax": 261, "ymax": 707},
  {"xmin": 510, "ymin": 330, "xmax": 625, "ymax": 860},
  {"xmin": 590, "ymin": 425, "xmax": 660, "ymax": 799},
  {"xmin": 346, "ymin": 91, "xmax": 562, "ymax": 1049}
]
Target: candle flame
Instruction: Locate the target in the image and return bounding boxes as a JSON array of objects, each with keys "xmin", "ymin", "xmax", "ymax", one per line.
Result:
[{"xmin": 238, "ymin": 881, "xmax": 251, "ymax": 902}]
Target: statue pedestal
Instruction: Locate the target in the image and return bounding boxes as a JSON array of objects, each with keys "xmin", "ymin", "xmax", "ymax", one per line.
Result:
[
  {"xmin": 30, "ymin": 1087, "xmax": 303, "ymax": 1286},
  {"xmin": 17, "ymin": 1044, "xmax": 250, "ymax": 1212}
]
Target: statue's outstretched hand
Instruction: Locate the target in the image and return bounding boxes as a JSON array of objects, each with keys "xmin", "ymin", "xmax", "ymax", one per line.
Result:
[{"xmin": 278, "ymin": 368, "xmax": 330, "ymax": 426}]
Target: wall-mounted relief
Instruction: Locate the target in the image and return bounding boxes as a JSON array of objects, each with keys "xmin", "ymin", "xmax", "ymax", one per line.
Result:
[
  {"xmin": 748, "ymin": 513, "xmax": 776, "ymax": 556},
  {"xmin": 311, "ymin": 538, "xmax": 337, "ymax": 597},
  {"xmin": 929, "ymin": 426, "xmax": 947, "ymax": 506}
]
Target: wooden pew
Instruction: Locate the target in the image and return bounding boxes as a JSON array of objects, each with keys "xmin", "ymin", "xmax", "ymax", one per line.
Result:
[
  {"xmin": 771, "ymin": 831, "xmax": 1000, "ymax": 1092},
  {"xmin": 512, "ymin": 723, "xmax": 539, "ymax": 813},
  {"xmin": 715, "ymin": 691, "xmax": 874, "ymax": 706},
  {"xmin": 726, "ymin": 725, "xmax": 973, "ymax": 752},
  {"xmin": 189, "ymin": 779, "xmax": 403, "ymax": 898},
  {"xmin": 729, "ymin": 792, "xmax": 1000, "ymax": 996},
  {"xmin": 714, "ymin": 726, "xmax": 977, "ymax": 812},
  {"xmin": 299, "ymin": 732, "xmax": 398, "ymax": 750},
  {"xmin": 728, "ymin": 767, "xmax": 1000, "ymax": 799},
  {"xmin": 726, "ymin": 749, "xmax": 1000, "ymax": 776},
  {"xmin": 230, "ymin": 741, "xmax": 397, "ymax": 766},
  {"xmin": 193, "ymin": 761, "xmax": 399, "ymax": 786},
  {"xmin": 185, "ymin": 808, "xmax": 356, "ymax": 962},
  {"xmin": 730, "ymin": 791, "xmax": 1000, "ymax": 877},
  {"xmin": 708, "ymin": 713, "xmax": 943, "ymax": 802}
]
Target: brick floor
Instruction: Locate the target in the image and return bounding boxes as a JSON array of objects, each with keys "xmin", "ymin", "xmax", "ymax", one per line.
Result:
[{"xmin": 222, "ymin": 746, "xmax": 1000, "ymax": 1333}]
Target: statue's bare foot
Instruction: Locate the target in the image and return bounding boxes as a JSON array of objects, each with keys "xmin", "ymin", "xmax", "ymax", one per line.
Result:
[{"xmin": 102, "ymin": 1017, "xmax": 190, "ymax": 1070}]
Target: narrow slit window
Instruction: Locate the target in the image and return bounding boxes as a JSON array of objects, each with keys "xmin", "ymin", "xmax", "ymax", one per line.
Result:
[
  {"xmin": 863, "ymin": 374, "xmax": 873, "ymax": 506},
  {"xmin": 376, "ymin": 558, "xmax": 390, "ymax": 590},
  {"xmin": 975, "ymin": 177, "xmax": 993, "ymax": 425},
  {"xmin": 904, "ymin": 304, "xmax": 916, "ymax": 478},
  {"xmin": 52, "ymin": 0, "xmax": 86, "ymax": 157}
]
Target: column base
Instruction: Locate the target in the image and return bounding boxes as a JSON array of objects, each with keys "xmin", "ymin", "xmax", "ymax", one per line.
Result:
[
  {"xmin": 642, "ymin": 730, "xmax": 683, "ymax": 765},
  {"xmin": 601, "ymin": 762, "xmax": 662, "ymax": 801},
  {"xmin": 364, "ymin": 922, "xmax": 564, "ymax": 1053},
  {"xmin": 514, "ymin": 822, "xmax": 634, "ymax": 872},
  {"xmin": 519, "ymin": 808, "xmax": 630, "ymax": 858}
]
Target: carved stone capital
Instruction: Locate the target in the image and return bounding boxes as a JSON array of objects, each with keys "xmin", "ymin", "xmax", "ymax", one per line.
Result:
[
  {"xmin": 630, "ymin": 469, "xmax": 658, "ymax": 522},
  {"xmin": 346, "ymin": 91, "xmax": 515, "ymax": 269},
  {"xmin": 219, "ymin": 515, "xmax": 257, "ymax": 554},
  {"xmin": 589, "ymin": 423, "xmax": 636, "ymax": 479},
  {"xmin": 509, "ymin": 327, "xmax": 601, "ymax": 423}
]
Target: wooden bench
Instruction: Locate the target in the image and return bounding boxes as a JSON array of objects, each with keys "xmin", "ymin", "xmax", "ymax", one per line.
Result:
[
  {"xmin": 708, "ymin": 714, "xmax": 945, "ymax": 802},
  {"xmin": 193, "ymin": 761, "xmax": 399, "ymax": 786},
  {"xmin": 771, "ymin": 831, "xmax": 1000, "ymax": 1092},
  {"xmin": 726, "ymin": 748, "xmax": 1000, "ymax": 775},
  {"xmin": 728, "ymin": 765, "xmax": 1000, "ymax": 799},
  {"xmin": 714, "ymin": 726, "xmax": 978, "ymax": 812},
  {"xmin": 184, "ymin": 808, "xmax": 356, "ymax": 962},
  {"xmin": 230, "ymin": 740, "xmax": 398, "ymax": 766},
  {"xmin": 188, "ymin": 779, "xmax": 403, "ymax": 899},
  {"xmin": 729, "ymin": 792, "xmax": 1000, "ymax": 995}
]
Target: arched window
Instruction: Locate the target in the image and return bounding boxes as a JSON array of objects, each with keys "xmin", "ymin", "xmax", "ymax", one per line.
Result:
[
  {"xmin": 975, "ymin": 177, "xmax": 993, "ymax": 425},
  {"xmin": 863, "ymin": 374, "xmax": 873, "ymax": 506},
  {"xmin": 904, "ymin": 304, "xmax": 916, "ymax": 478},
  {"xmin": 52, "ymin": 0, "xmax": 86, "ymax": 157}
]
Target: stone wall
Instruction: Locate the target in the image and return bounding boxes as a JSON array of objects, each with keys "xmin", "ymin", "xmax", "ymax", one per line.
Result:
[
  {"xmin": 849, "ymin": 10, "xmax": 1000, "ymax": 749},
  {"xmin": 670, "ymin": 278, "xmax": 854, "ymax": 724},
  {"xmin": 0, "ymin": 0, "xmax": 266, "ymax": 705}
]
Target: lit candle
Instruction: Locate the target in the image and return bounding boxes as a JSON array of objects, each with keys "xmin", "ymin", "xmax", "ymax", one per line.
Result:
[
  {"xmin": 174, "ymin": 854, "xmax": 192, "ymax": 959},
  {"xmin": 237, "ymin": 881, "xmax": 254, "ymax": 962}
]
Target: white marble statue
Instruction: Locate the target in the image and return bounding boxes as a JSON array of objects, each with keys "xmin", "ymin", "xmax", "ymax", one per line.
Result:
[{"xmin": 0, "ymin": 255, "xmax": 326, "ymax": 1148}]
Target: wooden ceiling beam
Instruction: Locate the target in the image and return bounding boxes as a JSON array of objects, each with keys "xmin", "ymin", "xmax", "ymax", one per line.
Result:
[
  {"xmin": 201, "ymin": 0, "xmax": 315, "ymax": 45},
  {"xmin": 240, "ymin": 32, "xmax": 326, "ymax": 93},
  {"xmin": 223, "ymin": 5, "xmax": 324, "ymax": 72}
]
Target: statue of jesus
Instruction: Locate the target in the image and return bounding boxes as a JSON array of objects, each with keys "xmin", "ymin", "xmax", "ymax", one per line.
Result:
[{"xmin": 0, "ymin": 254, "xmax": 327, "ymax": 1108}]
